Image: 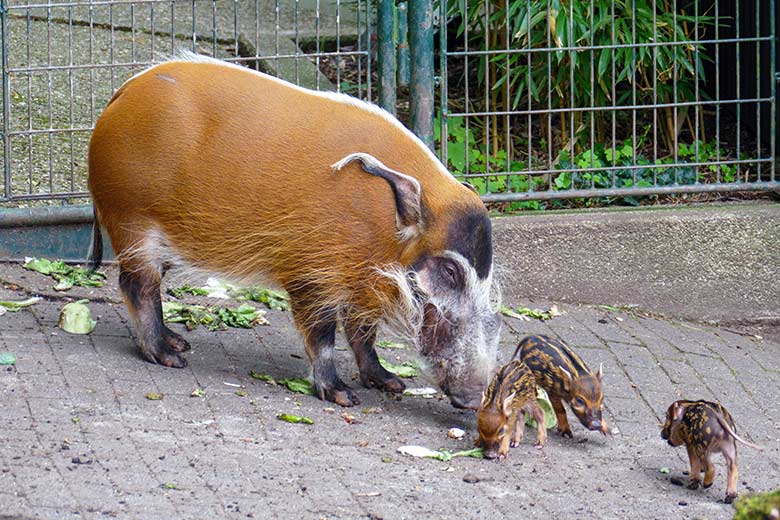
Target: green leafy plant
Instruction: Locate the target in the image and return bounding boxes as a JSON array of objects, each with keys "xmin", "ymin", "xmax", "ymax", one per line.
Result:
[{"xmin": 444, "ymin": 0, "xmax": 714, "ymax": 158}]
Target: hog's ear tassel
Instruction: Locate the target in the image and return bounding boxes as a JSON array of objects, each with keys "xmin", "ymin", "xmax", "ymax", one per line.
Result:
[{"xmin": 331, "ymin": 152, "xmax": 423, "ymax": 241}]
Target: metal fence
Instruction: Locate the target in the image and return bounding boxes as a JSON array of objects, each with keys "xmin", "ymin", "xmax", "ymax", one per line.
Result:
[
  {"xmin": 0, "ymin": 0, "xmax": 371, "ymax": 206},
  {"xmin": 0, "ymin": 0, "xmax": 778, "ymax": 209},
  {"xmin": 436, "ymin": 0, "xmax": 778, "ymax": 205}
]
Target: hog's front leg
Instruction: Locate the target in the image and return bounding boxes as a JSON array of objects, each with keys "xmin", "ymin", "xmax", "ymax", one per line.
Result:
[
  {"xmin": 293, "ymin": 303, "xmax": 359, "ymax": 407},
  {"xmin": 345, "ymin": 320, "xmax": 405, "ymax": 393}
]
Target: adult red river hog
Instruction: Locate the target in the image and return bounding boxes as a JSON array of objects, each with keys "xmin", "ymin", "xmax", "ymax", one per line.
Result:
[{"xmin": 87, "ymin": 52, "xmax": 501, "ymax": 409}]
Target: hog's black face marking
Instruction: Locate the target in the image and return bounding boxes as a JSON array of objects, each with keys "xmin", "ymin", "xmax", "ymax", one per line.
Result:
[{"xmin": 447, "ymin": 209, "xmax": 493, "ymax": 280}]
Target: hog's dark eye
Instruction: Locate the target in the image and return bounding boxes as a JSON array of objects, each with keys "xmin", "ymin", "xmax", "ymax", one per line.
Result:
[
  {"xmin": 574, "ymin": 397, "xmax": 586, "ymax": 407},
  {"xmin": 439, "ymin": 259, "xmax": 462, "ymax": 288}
]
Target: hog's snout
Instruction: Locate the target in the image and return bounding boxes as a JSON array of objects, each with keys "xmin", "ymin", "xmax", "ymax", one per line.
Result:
[
  {"xmin": 482, "ymin": 448, "xmax": 500, "ymax": 460},
  {"xmin": 449, "ymin": 393, "xmax": 481, "ymax": 410},
  {"xmin": 589, "ymin": 419, "xmax": 602, "ymax": 431}
]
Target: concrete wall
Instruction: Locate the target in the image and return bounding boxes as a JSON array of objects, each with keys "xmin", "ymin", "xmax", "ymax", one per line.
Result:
[{"xmin": 492, "ymin": 202, "xmax": 780, "ymax": 328}]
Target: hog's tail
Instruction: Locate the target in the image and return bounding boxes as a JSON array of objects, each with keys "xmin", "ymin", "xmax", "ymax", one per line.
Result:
[
  {"xmin": 714, "ymin": 412, "xmax": 764, "ymax": 451},
  {"xmin": 86, "ymin": 206, "xmax": 103, "ymax": 273}
]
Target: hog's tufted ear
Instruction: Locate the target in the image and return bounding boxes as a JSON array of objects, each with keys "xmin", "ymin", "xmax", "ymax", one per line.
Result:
[{"xmin": 331, "ymin": 152, "xmax": 423, "ymax": 241}]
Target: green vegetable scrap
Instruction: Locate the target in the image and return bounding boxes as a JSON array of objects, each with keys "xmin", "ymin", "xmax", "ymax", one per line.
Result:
[
  {"xmin": 279, "ymin": 377, "xmax": 316, "ymax": 396},
  {"xmin": 167, "ymin": 285, "xmax": 209, "ymax": 298},
  {"xmin": 0, "ymin": 353, "xmax": 16, "ymax": 365},
  {"xmin": 378, "ymin": 356, "xmax": 419, "ymax": 378},
  {"xmin": 162, "ymin": 301, "xmax": 268, "ymax": 331},
  {"xmin": 397, "ymin": 445, "xmax": 484, "ymax": 461},
  {"xmin": 249, "ymin": 371, "xmax": 277, "ymax": 384},
  {"xmin": 190, "ymin": 389, "xmax": 206, "ymax": 397},
  {"xmin": 59, "ymin": 300, "xmax": 97, "ymax": 334},
  {"xmin": 733, "ymin": 488, "xmax": 780, "ymax": 520},
  {"xmin": 500, "ymin": 304, "xmax": 562, "ymax": 321},
  {"xmin": 659, "ymin": 467, "xmax": 671, "ymax": 474},
  {"xmin": 23, "ymin": 257, "xmax": 106, "ymax": 291},
  {"xmin": 238, "ymin": 287, "xmax": 290, "ymax": 311},
  {"xmin": 524, "ymin": 388, "xmax": 558, "ymax": 430},
  {"xmin": 375, "ymin": 340, "xmax": 407, "ymax": 350},
  {"xmin": 0, "ymin": 297, "xmax": 41, "ymax": 314},
  {"xmin": 277, "ymin": 413, "xmax": 314, "ymax": 425},
  {"xmin": 168, "ymin": 278, "xmax": 290, "ymax": 311},
  {"xmin": 145, "ymin": 393, "xmax": 164, "ymax": 401},
  {"xmin": 162, "ymin": 482, "xmax": 177, "ymax": 490}
]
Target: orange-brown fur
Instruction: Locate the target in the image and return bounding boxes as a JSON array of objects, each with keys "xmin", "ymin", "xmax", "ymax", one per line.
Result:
[
  {"xmin": 89, "ymin": 59, "xmax": 479, "ymax": 324},
  {"xmin": 88, "ymin": 55, "xmax": 497, "ymax": 408}
]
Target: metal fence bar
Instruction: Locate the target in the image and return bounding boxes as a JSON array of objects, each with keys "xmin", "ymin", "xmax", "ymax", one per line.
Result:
[
  {"xmin": 1, "ymin": 0, "xmax": 9, "ymax": 200},
  {"xmin": 408, "ymin": 0, "xmax": 433, "ymax": 149},
  {"xmin": 481, "ymin": 181, "xmax": 780, "ymax": 203},
  {"xmin": 435, "ymin": 0, "xmax": 778, "ymax": 205},
  {"xmin": 0, "ymin": 0, "xmax": 373, "ymax": 204},
  {"xmin": 377, "ymin": 0, "xmax": 395, "ymax": 114}
]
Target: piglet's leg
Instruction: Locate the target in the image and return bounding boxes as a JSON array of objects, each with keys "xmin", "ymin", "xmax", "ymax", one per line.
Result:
[
  {"xmin": 530, "ymin": 402, "xmax": 548, "ymax": 449},
  {"xmin": 551, "ymin": 397, "xmax": 572, "ymax": 438},
  {"xmin": 686, "ymin": 445, "xmax": 702, "ymax": 490},
  {"xmin": 722, "ymin": 442, "xmax": 739, "ymax": 503},
  {"xmin": 293, "ymin": 303, "xmax": 359, "ymax": 407},
  {"xmin": 345, "ymin": 321, "xmax": 405, "ymax": 393},
  {"xmin": 510, "ymin": 412, "xmax": 524, "ymax": 448},
  {"xmin": 702, "ymin": 454, "xmax": 715, "ymax": 489},
  {"xmin": 499, "ymin": 410, "xmax": 517, "ymax": 460}
]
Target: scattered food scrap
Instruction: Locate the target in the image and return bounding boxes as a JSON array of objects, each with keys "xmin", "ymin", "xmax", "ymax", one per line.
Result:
[
  {"xmin": 167, "ymin": 278, "xmax": 290, "ymax": 311},
  {"xmin": 524, "ymin": 388, "xmax": 558, "ymax": 430},
  {"xmin": 397, "ymin": 445, "xmax": 484, "ymax": 461},
  {"xmin": 378, "ymin": 356, "xmax": 419, "ymax": 378},
  {"xmin": 402, "ymin": 387, "xmax": 437, "ymax": 398},
  {"xmin": 500, "ymin": 304, "xmax": 562, "ymax": 321},
  {"xmin": 190, "ymin": 389, "xmax": 206, "ymax": 397},
  {"xmin": 145, "ymin": 393, "xmax": 164, "ymax": 401},
  {"xmin": 0, "ymin": 297, "xmax": 41, "ymax": 316},
  {"xmin": 447, "ymin": 428, "xmax": 465, "ymax": 440},
  {"xmin": 0, "ymin": 353, "xmax": 16, "ymax": 365},
  {"xmin": 23, "ymin": 257, "xmax": 106, "ymax": 291},
  {"xmin": 278, "ymin": 377, "xmax": 316, "ymax": 396},
  {"xmin": 375, "ymin": 340, "xmax": 407, "ymax": 350},
  {"xmin": 59, "ymin": 300, "xmax": 97, "ymax": 334},
  {"xmin": 249, "ymin": 371, "xmax": 277, "ymax": 384},
  {"xmin": 341, "ymin": 412, "xmax": 360, "ymax": 424},
  {"xmin": 162, "ymin": 301, "xmax": 268, "ymax": 331},
  {"xmin": 277, "ymin": 413, "xmax": 314, "ymax": 425}
]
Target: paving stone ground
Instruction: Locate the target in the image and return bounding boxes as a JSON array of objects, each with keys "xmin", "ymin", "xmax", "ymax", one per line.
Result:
[{"xmin": 1, "ymin": 263, "xmax": 779, "ymax": 520}]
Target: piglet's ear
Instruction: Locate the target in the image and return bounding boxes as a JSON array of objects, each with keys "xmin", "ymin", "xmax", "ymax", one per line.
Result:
[
  {"xmin": 502, "ymin": 392, "xmax": 517, "ymax": 417},
  {"xmin": 672, "ymin": 402, "xmax": 686, "ymax": 422},
  {"xmin": 558, "ymin": 365, "xmax": 573, "ymax": 393},
  {"xmin": 331, "ymin": 152, "xmax": 423, "ymax": 241}
]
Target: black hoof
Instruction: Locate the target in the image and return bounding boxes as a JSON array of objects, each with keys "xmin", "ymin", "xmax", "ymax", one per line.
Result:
[
  {"xmin": 141, "ymin": 344, "xmax": 187, "ymax": 368},
  {"xmin": 163, "ymin": 327, "xmax": 192, "ymax": 352}
]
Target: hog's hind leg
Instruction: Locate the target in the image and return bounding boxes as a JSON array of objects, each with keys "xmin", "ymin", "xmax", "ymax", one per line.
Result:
[
  {"xmin": 119, "ymin": 266, "xmax": 187, "ymax": 368},
  {"xmin": 345, "ymin": 320, "xmax": 405, "ymax": 393}
]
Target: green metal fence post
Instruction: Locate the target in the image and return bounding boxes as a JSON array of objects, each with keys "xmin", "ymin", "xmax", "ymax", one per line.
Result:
[
  {"xmin": 377, "ymin": 0, "xmax": 396, "ymax": 115},
  {"xmin": 396, "ymin": 2, "xmax": 410, "ymax": 87},
  {"xmin": 1, "ymin": 0, "xmax": 10, "ymax": 200},
  {"xmin": 408, "ymin": 0, "xmax": 434, "ymax": 149}
]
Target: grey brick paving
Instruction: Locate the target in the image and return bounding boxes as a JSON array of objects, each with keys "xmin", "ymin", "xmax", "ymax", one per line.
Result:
[{"xmin": 1, "ymin": 265, "xmax": 779, "ymax": 519}]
